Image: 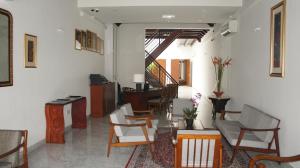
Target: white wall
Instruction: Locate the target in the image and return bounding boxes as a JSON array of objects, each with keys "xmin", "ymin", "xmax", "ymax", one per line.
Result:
[
  {"xmin": 157, "ymin": 39, "xmax": 196, "ymax": 60},
  {"xmin": 116, "ymin": 23, "xmax": 210, "ymax": 88},
  {"xmin": 191, "ymin": 28, "xmax": 231, "ymax": 97},
  {"xmin": 228, "ymin": 0, "xmax": 300, "ymax": 166},
  {"xmin": 0, "ymin": 0, "xmax": 105, "ymax": 147}
]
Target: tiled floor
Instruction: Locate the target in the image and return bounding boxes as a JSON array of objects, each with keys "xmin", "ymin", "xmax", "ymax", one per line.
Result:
[
  {"xmin": 29, "ymin": 86, "xmax": 292, "ymax": 168},
  {"xmin": 29, "ymin": 117, "xmax": 133, "ymax": 168}
]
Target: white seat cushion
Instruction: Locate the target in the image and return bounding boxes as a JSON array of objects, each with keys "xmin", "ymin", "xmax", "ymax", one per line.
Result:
[
  {"xmin": 110, "ymin": 110, "xmax": 128, "ymax": 136},
  {"xmin": 119, "ymin": 127, "xmax": 156, "ymax": 143},
  {"xmin": 216, "ymin": 119, "xmax": 269, "ymax": 149},
  {"xmin": 120, "ymin": 103, "xmax": 158, "ymax": 129}
]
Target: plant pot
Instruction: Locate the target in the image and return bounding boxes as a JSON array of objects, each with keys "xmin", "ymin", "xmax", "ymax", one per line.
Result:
[
  {"xmin": 213, "ymin": 91, "xmax": 224, "ymax": 98},
  {"xmin": 185, "ymin": 119, "xmax": 194, "ymax": 130}
]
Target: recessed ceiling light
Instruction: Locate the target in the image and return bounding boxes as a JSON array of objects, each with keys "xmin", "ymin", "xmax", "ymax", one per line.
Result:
[
  {"xmin": 162, "ymin": 14, "xmax": 175, "ymax": 19},
  {"xmin": 90, "ymin": 8, "xmax": 99, "ymax": 13}
]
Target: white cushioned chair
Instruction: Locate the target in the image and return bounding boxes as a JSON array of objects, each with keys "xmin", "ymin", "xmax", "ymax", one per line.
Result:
[
  {"xmin": 107, "ymin": 109, "xmax": 156, "ymax": 157},
  {"xmin": 172, "ymin": 98, "xmax": 193, "ymax": 121},
  {"xmin": 174, "ymin": 130, "xmax": 222, "ymax": 168},
  {"xmin": 120, "ymin": 103, "xmax": 158, "ymax": 129},
  {"xmin": 216, "ymin": 104, "xmax": 280, "ymax": 162},
  {"xmin": 0, "ymin": 130, "xmax": 28, "ymax": 168}
]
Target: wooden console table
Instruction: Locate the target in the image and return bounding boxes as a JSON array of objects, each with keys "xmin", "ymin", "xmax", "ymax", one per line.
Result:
[
  {"xmin": 123, "ymin": 88, "xmax": 162, "ymax": 110},
  {"xmin": 45, "ymin": 96, "xmax": 86, "ymax": 144}
]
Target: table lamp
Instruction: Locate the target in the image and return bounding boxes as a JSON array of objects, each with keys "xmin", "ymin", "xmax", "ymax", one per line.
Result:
[{"xmin": 133, "ymin": 74, "xmax": 145, "ymax": 91}]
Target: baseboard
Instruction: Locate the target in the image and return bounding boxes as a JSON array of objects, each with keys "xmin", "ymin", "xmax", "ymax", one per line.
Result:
[
  {"xmin": 28, "ymin": 125, "xmax": 72, "ymax": 153},
  {"xmin": 28, "ymin": 138, "xmax": 45, "ymax": 154}
]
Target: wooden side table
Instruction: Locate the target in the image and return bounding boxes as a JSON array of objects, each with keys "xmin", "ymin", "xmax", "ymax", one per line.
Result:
[{"xmin": 209, "ymin": 96, "xmax": 230, "ymax": 120}]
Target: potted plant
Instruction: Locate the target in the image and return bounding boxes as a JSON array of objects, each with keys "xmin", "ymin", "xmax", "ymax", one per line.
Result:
[
  {"xmin": 183, "ymin": 108, "xmax": 198, "ymax": 130},
  {"xmin": 212, "ymin": 56, "xmax": 232, "ymax": 97}
]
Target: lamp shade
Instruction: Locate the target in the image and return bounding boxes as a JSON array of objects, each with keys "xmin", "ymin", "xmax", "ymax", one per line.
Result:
[{"xmin": 133, "ymin": 74, "xmax": 145, "ymax": 83}]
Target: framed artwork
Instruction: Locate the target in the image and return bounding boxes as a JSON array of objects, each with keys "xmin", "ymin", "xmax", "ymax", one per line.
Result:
[
  {"xmin": 24, "ymin": 34, "xmax": 37, "ymax": 68},
  {"xmin": 100, "ymin": 38, "xmax": 104, "ymax": 55},
  {"xmin": 92, "ymin": 32, "xmax": 97, "ymax": 52},
  {"xmin": 96, "ymin": 36, "xmax": 101, "ymax": 53},
  {"xmin": 270, "ymin": 0, "xmax": 286, "ymax": 77},
  {"xmin": 81, "ymin": 30, "xmax": 86, "ymax": 50},
  {"xmin": 86, "ymin": 30, "xmax": 92, "ymax": 51},
  {"xmin": 75, "ymin": 29, "xmax": 82, "ymax": 50}
]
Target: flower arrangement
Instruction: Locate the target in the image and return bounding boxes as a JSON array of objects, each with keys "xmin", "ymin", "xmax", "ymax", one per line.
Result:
[
  {"xmin": 212, "ymin": 57, "xmax": 232, "ymax": 97},
  {"xmin": 191, "ymin": 92, "xmax": 202, "ymax": 108}
]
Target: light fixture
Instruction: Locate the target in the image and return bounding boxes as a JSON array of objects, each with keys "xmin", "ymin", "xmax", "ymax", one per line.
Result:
[
  {"xmin": 90, "ymin": 8, "xmax": 99, "ymax": 13},
  {"xmin": 162, "ymin": 14, "xmax": 175, "ymax": 19},
  {"xmin": 133, "ymin": 74, "xmax": 145, "ymax": 91},
  {"xmin": 56, "ymin": 28, "xmax": 64, "ymax": 33}
]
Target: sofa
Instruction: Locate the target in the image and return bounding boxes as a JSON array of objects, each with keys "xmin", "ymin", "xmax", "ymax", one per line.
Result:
[{"xmin": 215, "ymin": 104, "xmax": 280, "ymax": 162}]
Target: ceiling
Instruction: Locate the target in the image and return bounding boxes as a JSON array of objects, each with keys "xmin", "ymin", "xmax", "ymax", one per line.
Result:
[
  {"xmin": 81, "ymin": 6, "xmax": 240, "ymax": 24},
  {"xmin": 78, "ymin": 0, "xmax": 242, "ymax": 24}
]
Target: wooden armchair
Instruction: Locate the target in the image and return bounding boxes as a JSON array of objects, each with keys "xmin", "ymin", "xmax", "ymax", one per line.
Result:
[
  {"xmin": 249, "ymin": 154, "xmax": 300, "ymax": 168},
  {"xmin": 215, "ymin": 105, "xmax": 281, "ymax": 162},
  {"xmin": 174, "ymin": 130, "xmax": 222, "ymax": 168},
  {"xmin": 120, "ymin": 103, "xmax": 158, "ymax": 129},
  {"xmin": 147, "ymin": 87, "xmax": 169, "ymax": 113},
  {"xmin": 0, "ymin": 130, "xmax": 28, "ymax": 168},
  {"xmin": 107, "ymin": 110, "xmax": 156, "ymax": 157}
]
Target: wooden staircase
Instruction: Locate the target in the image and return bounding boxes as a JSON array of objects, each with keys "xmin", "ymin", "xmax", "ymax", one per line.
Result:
[
  {"xmin": 145, "ymin": 52, "xmax": 178, "ymax": 87},
  {"xmin": 145, "ymin": 30, "xmax": 182, "ymax": 67}
]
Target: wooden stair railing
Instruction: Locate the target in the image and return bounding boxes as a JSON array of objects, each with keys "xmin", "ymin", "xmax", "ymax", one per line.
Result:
[
  {"xmin": 145, "ymin": 30, "xmax": 182, "ymax": 67},
  {"xmin": 145, "ymin": 30, "xmax": 159, "ymax": 48},
  {"xmin": 145, "ymin": 53, "xmax": 178, "ymax": 87}
]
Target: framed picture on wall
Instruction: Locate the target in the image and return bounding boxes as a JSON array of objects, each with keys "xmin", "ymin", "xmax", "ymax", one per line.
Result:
[
  {"xmin": 86, "ymin": 30, "xmax": 92, "ymax": 51},
  {"xmin": 270, "ymin": 0, "xmax": 286, "ymax": 77},
  {"xmin": 81, "ymin": 30, "xmax": 87, "ymax": 50},
  {"xmin": 92, "ymin": 32, "xmax": 97, "ymax": 52},
  {"xmin": 75, "ymin": 29, "xmax": 82, "ymax": 50},
  {"xmin": 24, "ymin": 34, "xmax": 37, "ymax": 68},
  {"xmin": 100, "ymin": 38, "xmax": 104, "ymax": 55},
  {"xmin": 96, "ymin": 36, "xmax": 101, "ymax": 53}
]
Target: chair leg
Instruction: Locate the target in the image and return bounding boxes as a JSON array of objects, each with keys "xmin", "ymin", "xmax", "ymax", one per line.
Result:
[
  {"xmin": 274, "ymin": 130, "xmax": 281, "ymax": 164},
  {"xmin": 230, "ymin": 146, "xmax": 239, "ymax": 163},
  {"xmin": 149, "ymin": 143, "xmax": 154, "ymax": 158},
  {"xmin": 231, "ymin": 130, "xmax": 245, "ymax": 162},
  {"xmin": 107, "ymin": 125, "xmax": 114, "ymax": 157}
]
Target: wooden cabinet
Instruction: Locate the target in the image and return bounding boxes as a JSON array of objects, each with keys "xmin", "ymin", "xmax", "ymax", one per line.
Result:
[
  {"xmin": 45, "ymin": 97, "xmax": 86, "ymax": 144},
  {"xmin": 90, "ymin": 82, "xmax": 115, "ymax": 117}
]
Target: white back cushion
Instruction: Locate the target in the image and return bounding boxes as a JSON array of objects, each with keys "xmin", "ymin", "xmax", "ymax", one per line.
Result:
[
  {"xmin": 120, "ymin": 103, "xmax": 134, "ymax": 116},
  {"xmin": 239, "ymin": 105, "xmax": 279, "ymax": 142},
  {"xmin": 110, "ymin": 110, "xmax": 128, "ymax": 136},
  {"xmin": 120, "ymin": 103, "xmax": 134, "ymax": 124},
  {"xmin": 173, "ymin": 98, "xmax": 193, "ymax": 115},
  {"xmin": 178, "ymin": 130, "xmax": 220, "ymax": 167}
]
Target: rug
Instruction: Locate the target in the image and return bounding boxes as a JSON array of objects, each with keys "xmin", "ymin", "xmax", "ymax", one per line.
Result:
[{"xmin": 125, "ymin": 131, "xmax": 249, "ymax": 168}]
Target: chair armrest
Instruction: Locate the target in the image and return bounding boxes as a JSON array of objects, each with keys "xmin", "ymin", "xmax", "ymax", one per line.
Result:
[
  {"xmin": 133, "ymin": 109, "xmax": 154, "ymax": 115},
  {"xmin": 249, "ymin": 154, "xmax": 300, "ymax": 168},
  {"xmin": 240, "ymin": 127, "xmax": 280, "ymax": 132},
  {"xmin": 225, "ymin": 111, "xmax": 242, "ymax": 114},
  {"xmin": 110, "ymin": 122, "xmax": 147, "ymax": 127},
  {"xmin": 0, "ymin": 143, "xmax": 23, "ymax": 159},
  {"xmin": 125, "ymin": 115, "xmax": 151, "ymax": 120}
]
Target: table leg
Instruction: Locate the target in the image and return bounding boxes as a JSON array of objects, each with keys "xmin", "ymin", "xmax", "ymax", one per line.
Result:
[
  {"xmin": 220, "ymin": 111, "xmax": 225, "ymax": 120},
  {"xmin": 212, "ymin": 109, "xmax": 216, "ymax": 120}
]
